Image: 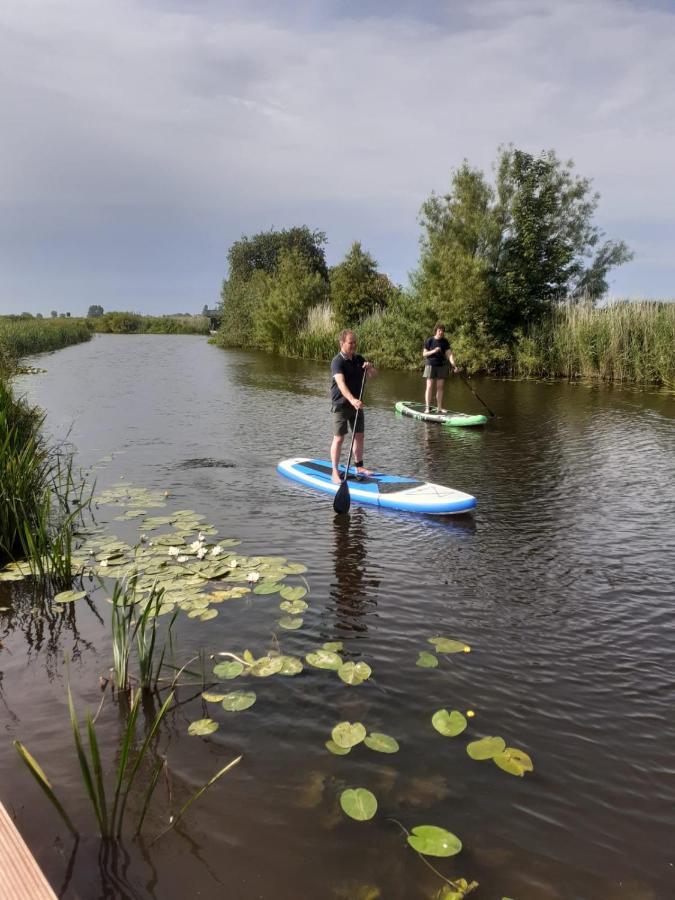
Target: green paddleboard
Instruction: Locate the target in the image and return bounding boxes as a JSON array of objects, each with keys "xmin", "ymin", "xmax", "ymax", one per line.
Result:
[{"xmin": 395, "ymin": 401, "xmax": 487, "ymax": 427}]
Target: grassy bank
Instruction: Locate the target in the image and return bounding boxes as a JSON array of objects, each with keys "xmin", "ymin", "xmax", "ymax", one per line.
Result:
[
  {"xmin": 217, "ymin": 298, "xmax": 674, "ymax": 385},
  {"xmin": 0, "ymin": 317, "xmax": 93, "ymax": 360}
]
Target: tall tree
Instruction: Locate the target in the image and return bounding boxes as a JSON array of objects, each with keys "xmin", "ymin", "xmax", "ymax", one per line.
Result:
[
  {"xmin": 87, "ymin": 305, "xmax": 104, "ymax": 318},
  {"xmin": 330, "ymin": 242, "xmax": 393, "ymax": 327},
  {"xmin": 254, "ymin": 249, "xmax": 328, "ymax": 349}
]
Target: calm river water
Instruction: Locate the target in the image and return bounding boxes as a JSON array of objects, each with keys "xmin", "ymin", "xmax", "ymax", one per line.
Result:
[{"xmin": 2, "ymin": 334, "xmax": 674, "ymax": 900}]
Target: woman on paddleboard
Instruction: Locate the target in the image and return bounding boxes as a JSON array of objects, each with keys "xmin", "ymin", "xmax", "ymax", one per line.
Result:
[
  {"xmin": 422, "ymin": 323, "xmax": 458, "ymax": 413},
  {"xmin": 330, "ymin": 329, "xmax": 377, "ymax": 483}
]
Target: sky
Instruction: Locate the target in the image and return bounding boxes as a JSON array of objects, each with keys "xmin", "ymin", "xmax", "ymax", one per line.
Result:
[{"xmin": 1, "ymin": 0, "xmax": 674, "ymax": 317}]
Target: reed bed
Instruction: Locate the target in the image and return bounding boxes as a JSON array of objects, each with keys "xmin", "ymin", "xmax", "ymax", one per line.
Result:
[
  {"xmin": 0, "ymin": 317, "xmax": 92, "ymax": 359},
  {"xmin": 514, "ymin": 301, "xmax": 675, "ymax": 385}
]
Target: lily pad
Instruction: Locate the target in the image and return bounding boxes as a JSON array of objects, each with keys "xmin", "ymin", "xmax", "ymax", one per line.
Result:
[
  {"xmin": 325, "ymin": 740, "xmax": 351, "ymax": 756},
  {"xmin": 431, "ymin": 709, "xmax": 467, "ymax": 737},
  {"xmin": 200, "ymin": 609, "xmax": 218, "ymax": 621},
  {"xmin": 213, "ymin": 661, "xmax": 244, "ymax": 680},
  {"xmin": 278, "ymin": 616, "xmax": 303, "ymax": 630},
  {"xmin": 466, "ymin": 736, "xmax": 506, "ymax": 760},
  {"xmin": 407, "ymin": 825, "xmax": 462, "ymax": 857},
  {"xmin": 416, "ymin": 651, "xmax": 439, "ymax": 668},
  {"xmin": 222, "ymin": 690, "xmax": 257, "ymax": 711},
  {"xmin": 278, "ymin": 656, "xmax": 304, "ymax": 675},
  {"xmin": 279, "ymin": 599, "xmax": 308, "ymax": 614},
  {"xmin": 428, "ymin": 637, "xmax": 470, "ymax": 654},
  {"xmin": 306, "ymin": 650, "xmax": 343, "ymax": 671},
  {"xmin": 331, "ymin": 721, "xmax": 366, "ymax": 749},
  {"xmin": 53, "ymin": 590, "xmax": 87, "ymax": 603},
  {"xmin": 201, "ymin": 692, "xmax": 227, "ymax": 702},
  {"xmin": 363, "ymin": 732, "xmax": 399, "ymax": 754},
  {"xmin": 279, "ymin": 585, "xmax": 307, "ymax": 602},
  {"xmin": 323, "ymin": 641, "xmax": 343, "ymax": 652},
  {"xmin": 338, "ymin": 661, "xmax": 372, "ymax": 685},
  {"xmin": 253, "ymin": 582, "xmax": 283, "ymax": 595},
  {"xmin": 282, "ymin": 563, "xmax": 308, "ymax": 575},
  {"xmin": 250, "ymin": 656, "xmax": 284, "ymax": 677},
  {"xmin": 188, "ymin": 718, "xmax": 219, "ymax": 736},
  {"xmin": 493, "ymin": 747, "xmax": 534, "ymax": 776},
  {"xmin": 340, "ymin": 788, "xmax": 377, "ymax": 821}
]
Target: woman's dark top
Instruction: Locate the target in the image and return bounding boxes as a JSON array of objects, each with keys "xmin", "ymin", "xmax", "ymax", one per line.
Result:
[{"xmin": 424, "ymin": 336, "xmax": 450, "ymax": 367}]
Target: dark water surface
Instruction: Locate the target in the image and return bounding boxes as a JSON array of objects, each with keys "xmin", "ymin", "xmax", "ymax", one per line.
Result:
[{"xmin": 2, "ymin": 334, "xmax": 674, "ymax": 900}]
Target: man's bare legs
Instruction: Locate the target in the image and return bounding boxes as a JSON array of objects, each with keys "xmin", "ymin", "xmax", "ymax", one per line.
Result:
[
  {"xmin": 424, "ymin": 379, "xmax": 434, "ymax": 411},
  {"xmin": 331, "ymin": 434, "xmax": 345, "ymax": 483},
  {"xmin": 435, "ymin": 378, "xmax": 446, "ymax": 412}
]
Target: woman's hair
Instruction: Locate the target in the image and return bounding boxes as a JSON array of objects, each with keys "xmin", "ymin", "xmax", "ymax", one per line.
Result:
[{"xmin": 434, "ymin": 322, "xmax": 446, "ymax": 333}]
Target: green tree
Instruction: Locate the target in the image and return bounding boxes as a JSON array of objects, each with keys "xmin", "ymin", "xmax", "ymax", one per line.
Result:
[
  {"xmin": 50, "ymin": 310, "xmax": 58, "ymax": 318},
  {"xmin": 329, "ymin": 242, "xmax": 394, "ymax": 328},
  {"xmin": 254, "ymin": 249, "xmax": 328, "ymax": 350},
  {"xmin": 87, "ymin": 305, "xmax": 104, "ymax": 318},
  {"xmin": 415, "ymin": 147, "xmax": 632, "ymax": 342}
]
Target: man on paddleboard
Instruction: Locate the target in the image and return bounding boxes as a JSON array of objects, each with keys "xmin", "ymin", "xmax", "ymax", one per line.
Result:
[
  {"xmin": 422, "ymin": 323, "xmax": 458, "ymax": 413},
  {"xmin": 330, "ymin": 329, "xmax": 377, "ymax": 483}
]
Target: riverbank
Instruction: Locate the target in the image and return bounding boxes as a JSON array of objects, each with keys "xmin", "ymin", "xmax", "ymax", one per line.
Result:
[
  {"xmin": 0, "ymin": 317, "xmax": 92, "ymax": 362},
  {"xmin": 216, "ymin": 299, "xmax": 675, "ymax": 386}
]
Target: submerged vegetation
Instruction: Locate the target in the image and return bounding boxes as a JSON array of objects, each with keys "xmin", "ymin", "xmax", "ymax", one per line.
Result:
[{"xmin": 216, "ymin": 147, "xmax": 673, "ymax": 385}]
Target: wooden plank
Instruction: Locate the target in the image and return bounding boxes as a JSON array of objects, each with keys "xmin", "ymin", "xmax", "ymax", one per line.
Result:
[{"xmin": 0, "ymin": 800, "xmax": 57, "ymax": 900}]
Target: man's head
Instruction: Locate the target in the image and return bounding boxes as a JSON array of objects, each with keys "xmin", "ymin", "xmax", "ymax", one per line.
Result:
[
  {"xmin": 433, "ymin": 322, "xmax": 446, "ymax": 339},
  {"xmin": 338, "ymin": 329, "xmax": 357, "ymax": 356}
]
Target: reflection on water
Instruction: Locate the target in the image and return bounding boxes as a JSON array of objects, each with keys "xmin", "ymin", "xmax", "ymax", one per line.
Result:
[{"xmin": 1, "ymin": 335, "xmax": 674, "ymax": 900}]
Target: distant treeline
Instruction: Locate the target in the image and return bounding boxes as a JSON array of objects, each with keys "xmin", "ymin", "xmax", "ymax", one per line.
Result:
[
  {"xmin": 90, "ymin": 312, "xmax": 210, "ymax": 334},
  {"xmin": 216, "ymin": 146, "xmax": 672, "ymax": 385}
]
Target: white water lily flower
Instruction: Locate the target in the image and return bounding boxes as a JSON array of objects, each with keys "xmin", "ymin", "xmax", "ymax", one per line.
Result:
[
  {"xmin": 100, "ymin": 559, "xmax": 108, "ymax": 568},
  {"xmin": 167, "ymin": 546, "xmax": 180, "ymax": 557},
  {"xmin": 140, "ymin": 534, "xmax": 148, "ymax": 543},
  {"xmin": 211, "ymin": 545, "xmax": 223, "ymax": 556},
  {"xmin": 189, "ymin": 540, "xmax": 202, "ymax": 553},
  {"xmin": 196, "ymin": 547, "xmax": 207, "ymax": 560},
  {"xmin": 198, "ymin": 532, "xmax": 206, "ymax": 542},
  {"xmin": 177, "ymin": 555, "xmax": 189, "ymax": 563},
  {"xmin": 230, "ymin": 559, "xmax": 239, "ymax": 568},
  {"xmin": 247, "ymin": 572, "xmax": 260, "ymax": 584}
]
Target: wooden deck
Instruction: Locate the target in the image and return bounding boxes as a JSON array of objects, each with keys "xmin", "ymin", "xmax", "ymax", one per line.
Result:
[{"xmin": 0, "ymin": 801, "xmax": 57, "ymax": 900}]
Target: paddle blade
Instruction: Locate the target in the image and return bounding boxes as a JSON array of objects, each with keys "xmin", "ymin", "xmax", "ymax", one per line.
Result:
[{"xmin": 333, "ymin": 479, "xmax": 351, "ymax": 515}]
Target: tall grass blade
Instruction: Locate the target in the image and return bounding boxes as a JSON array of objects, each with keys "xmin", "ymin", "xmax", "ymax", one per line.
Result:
[
  {"xmin": 13, "ymin": 741, "xmax": 78, "ymax": 836},
  {"xmin": 67, "ymin": 683, "xmax": 105, "ymax": 834},
  {"xmin": 110, "ymin": 690, "xmax": 141, "ymax": 834},
  {"xmin": 86, "ymin": 715, "xmax": 109, "ymax": 838},
  {"xmin": 134, "ymin": 758, "xmax": 164, "ymax": 838}
]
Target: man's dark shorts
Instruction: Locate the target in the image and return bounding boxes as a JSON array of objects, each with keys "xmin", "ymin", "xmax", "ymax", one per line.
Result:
[{"xmin": 332, "ymin": 405, "xmax": 365, "ymax": 437}]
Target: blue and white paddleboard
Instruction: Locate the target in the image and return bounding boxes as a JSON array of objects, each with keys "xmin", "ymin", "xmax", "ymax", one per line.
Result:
[{"xmin": 277, "ymin": 458, "xmax": 476, "ymax": 515}]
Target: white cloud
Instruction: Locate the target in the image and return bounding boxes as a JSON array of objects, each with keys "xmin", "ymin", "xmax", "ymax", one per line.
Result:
[{"xmin": 1, "ymin": 0, "xmax": 674, "ymax": 312}]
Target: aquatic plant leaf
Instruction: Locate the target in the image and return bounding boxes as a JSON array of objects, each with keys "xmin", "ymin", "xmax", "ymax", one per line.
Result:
[
  {"xmin": 428, "ymin": 637, "xmax": 470, "ymax": 654},
  {"xmin": 416, "ymin": 651, "xmax": 438, "ymax": 668},
  {"xmin": 493, "ymin": 747, "xmax": 534, "ymax": 776},
  {"xmin": 331, "ymin": 721, "xmax": 366, "ymax": 749},
  {"xmin": 278, "ymin": 616, "xmax": 303, "ymax": 630},
  {"xmin": 325, "ymin": 740, "xmax": 351, "ymax": 756},
  {"xmin": 250, "ymin": 656, "xmax": 284, "ymax": 677},
  {"xmin": 188, "ymin": 718, "xmax": 219, "ymax": 736},
  {"xmin": 282, "ymin": 563, "xmax": 308, "ymax": 575},
  {"xmin": 338, "ymin": 661, "xmax": 372, "ymax": 685},
  {"xmin": 201, "ymin": 692, "xmax": 226, "ymax": 702},
  {"xmin": 210, "ymin": 587, "xmax": 250, "ymax": 600},
  {"xmin": 306, "ymin": 650, "xmax": 342, "ymax": 670},
  {"xmin": 222, "ymin": 691, "xmax": 256, "ymax": 711},
  {"xmin": 363, "ymin": 733, "xmax": 399, "ymax": 754},
  {"xmin": 407, "ymin": 825, "xmax": 462, "ymax": 857},
  {"xmin": 279, "ymin": 599, "xmax": 308, "ymax": 614},
  {"xmin": 253, "ymin": 582, "xmax": 283, "ymax": 595},
  {"xmin": 340, "ymin": 788, "xmax": 377, "ymax": 821},
  {"xmin": 0, "ymin": 570, "xmax": 26, "ymax": 581},
  {"xmin": 200, "ymin": 609, "xmax": 218, "ymax": 621},
  {"xmin": 436, "ymin": 880, "xmax": 479, "ymax": 899},
  {"xmin": 279, "ymin": 585, "xmax": 307, "ymax": 602},
  {"xmin": 466, "ymin": 736, "xmax": 506, "ymax": 760},
  {"xmin": 54, "ymin": 590, "xmax": 87, "ymax": 603},
  {"xmin": 431, "ymin": 709, "xmax": 467, "ymax": 737},
  {"xmin": 213, "ymin": 661, "xmax": 244, "ymax": 679},
  {"xmin": 278, "ymin": 656, "xmax": 303, "ymax": 675},
  {"xmin": 323, "ymin": 641, "xmax": 343, "ymax": 652}
]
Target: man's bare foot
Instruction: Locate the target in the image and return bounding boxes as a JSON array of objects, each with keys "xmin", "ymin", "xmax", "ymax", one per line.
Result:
[
  {"xmin": 356, "ymin": 466, "xmax": 373, "ymax": 476},
  {"xmin": 331, "ymin": 470, "xmax": 342, "ymax": 484}
]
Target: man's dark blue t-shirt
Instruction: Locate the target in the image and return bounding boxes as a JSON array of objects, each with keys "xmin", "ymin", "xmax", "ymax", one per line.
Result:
[
  {"xmin": 424, "ymin": 336, "xmax": 451, "ymax": 367},
  {"xmin": 330, "ymin": 352, "xmax": 365, "ymax": 408}
]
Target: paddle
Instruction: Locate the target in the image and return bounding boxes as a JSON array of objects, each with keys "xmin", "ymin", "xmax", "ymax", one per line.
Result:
[
  {"xmin": 333, "ymin": 370, "xmax": 367, "ymax": 515},
  {"xmin": 457, "ymin": 372, "xmax": 495, "ymax": 418}
]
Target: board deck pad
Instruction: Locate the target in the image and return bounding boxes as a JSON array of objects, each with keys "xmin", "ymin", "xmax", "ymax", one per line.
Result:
[
  {"xmin": 277, "ymin": 457, "xmax": 476, "ymax": 515},
  {"xmin": 395, "ymin": 401, "xmax": 487, "ymax": 426}
]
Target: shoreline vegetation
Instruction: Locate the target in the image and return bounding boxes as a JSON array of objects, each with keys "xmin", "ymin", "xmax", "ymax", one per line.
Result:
[{"xmin": 215, "ymin": 147, "xmax": 674, "ymax": 387}]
